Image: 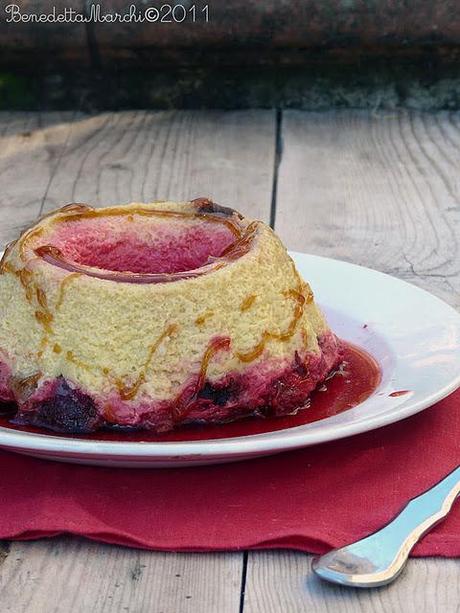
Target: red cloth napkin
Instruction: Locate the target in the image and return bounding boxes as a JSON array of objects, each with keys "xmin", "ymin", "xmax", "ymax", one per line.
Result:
[{"xmin": 0, "ymin": 389, "xmax": 459, "ymax": 556}]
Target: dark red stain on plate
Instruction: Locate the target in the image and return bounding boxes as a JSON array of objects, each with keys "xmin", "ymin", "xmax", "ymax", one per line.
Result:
[
  {"xmin": 389, "ymin": 390, "xmax": 410, "ymax": 397},
  {"xmin": 0, "ymin": 341, "xmax": 381, "ymax": 442}
]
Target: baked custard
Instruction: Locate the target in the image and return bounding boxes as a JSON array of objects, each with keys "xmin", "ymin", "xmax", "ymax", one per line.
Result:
[{"xmin": 0, "ymin": 198, "xmax": 341, "ymax": 433}]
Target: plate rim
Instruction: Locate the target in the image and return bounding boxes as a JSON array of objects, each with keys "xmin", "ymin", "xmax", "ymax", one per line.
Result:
[{"xmin": 0, "ymin": 251, "xmax": 459, "ymax": 460}]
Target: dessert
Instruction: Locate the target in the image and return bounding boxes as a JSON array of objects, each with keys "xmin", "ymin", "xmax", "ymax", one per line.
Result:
[{"xmin": 0, "ymin": 198, "xmax": 341, "ymax": 434}]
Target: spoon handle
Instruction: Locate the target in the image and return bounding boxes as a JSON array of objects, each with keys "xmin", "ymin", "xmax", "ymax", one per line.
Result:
[{"xmin": 312, "ymin": 466, "xmax": 460, "ymax": 587}]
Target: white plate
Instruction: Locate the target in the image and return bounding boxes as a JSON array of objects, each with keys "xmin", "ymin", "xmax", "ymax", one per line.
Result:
[{"xmin": 1, "ymin": 252, "xmax": 460, "ymax": 468}]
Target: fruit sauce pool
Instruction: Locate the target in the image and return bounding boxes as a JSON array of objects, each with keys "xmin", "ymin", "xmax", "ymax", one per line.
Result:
[{"xmin": 0, "ymin": 341, "xmax": 381, "ymax": 442}]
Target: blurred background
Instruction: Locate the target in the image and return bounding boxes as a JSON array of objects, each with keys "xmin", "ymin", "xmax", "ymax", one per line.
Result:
[{"xmin": 2, "ymin": 0, "xmax": 460, "ymax": 111}]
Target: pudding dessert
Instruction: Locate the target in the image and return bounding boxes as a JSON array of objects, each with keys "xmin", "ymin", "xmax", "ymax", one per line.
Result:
[{"xmin": 0, "ymin": 199, "xmax": 341, "ymax": 434}]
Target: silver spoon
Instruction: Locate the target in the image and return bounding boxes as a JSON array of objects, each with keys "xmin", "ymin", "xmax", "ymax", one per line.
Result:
[{"xmin": 312, "ymin": 465, "xmax": 460, "ymax": 588}]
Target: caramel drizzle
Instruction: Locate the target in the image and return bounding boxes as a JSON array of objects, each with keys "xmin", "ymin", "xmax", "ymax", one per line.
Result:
[
  {"xmin": 235, "ymin": 287, "xmax": 307, "ymax": 363},
  {"xmin": 117, "ymin": 324, "xmax": 178, "ymax": 401},
  {"xmin": 55, "ymin": 272, "xmax": 81, "ymax": 310},
  {"xmin": 2, "ymin": 259, "xmax": 81, "ymax": 360},
  {"xmin": 195, "ymin": 310, "xmax": 214, "ymax": 326},
  {"xmin": 0, "ymin": 250, "xmax": 53, "ymax": 358},
  {"xmin": 35, "ymin": 308, "xmax": 54, "ymax": 358},
  {"xmin": 0, "ymin": 240, "xmax": 17, "ymax": 274},
  {"xmin": 36, "ymin": 203, "xmax": 91, "ymax": 223},
  {"xmin": 240, "ymin": 294, "xmax": 256, "ymax": 312},
  {"xmin": 18, "ymin": 226, "xmax": 44, "ymax": 261},
  {"xmin": 16, "ymin": 264, "xmax": 54, "ymax": 355},
  {"xmin": 172, "ymin": 336, "xmax": 231, "ymax": 421},
  {"xmin": 219, "ymin": 220, "xmax": 259, "ymax": 260},
  {"xmin": 55, "ymin": 345, "xmax": 111, "ymax": 380},
  {"xmin": 31, "ymin": 271, "xmax": 54, "ymax": 356},
  {"xmin": 197, "ymin": 337, "xmax": 231, "ymax": 391},
  {"xmin": 36, "ymin": 287, "xmax": 48, "ymax": 310},
  {"xmin": 12, "ymin": 371, "xmax": 42, "ymax": 402},
  {"xmin": 55, "ymin": 204, "xmax": 242, "ymax": 238},
  {"xmin": 66, "ymin": 350, "xmax": 92, "ymax": 372},
  {"xmin": 34, "ymin": 310, "xmax": 53, "ymax": 334}
]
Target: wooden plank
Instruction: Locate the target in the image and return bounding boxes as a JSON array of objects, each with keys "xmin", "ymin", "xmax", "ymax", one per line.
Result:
[
  {"xmin": 0, "ymin": 109, "xmax": 276, "ymax": 613},
  {"xmin": 41, "ymin": 110, "xmax": 275, "ymax": 223},
  {"xmin": 244, "ymin": 551, "xmax": 460, "ymax": 613},
  {"xmin": 274, "ymin": 110, "xmax": 460, "ymax": 309},
  {"xmin": 0, "ymin": 537, "xmax": 242, "ymax": 613},
  {"xmin": 0, "ymin": 111, "xmax": 76, "ymax": 244}
]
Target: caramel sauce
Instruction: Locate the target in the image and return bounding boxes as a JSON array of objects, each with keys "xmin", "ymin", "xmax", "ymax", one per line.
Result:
[
  {"xmin": 58, "ymin": 203, "xmax": 92, "ymax": 213},
  {"xmin": 53, "ymin": 343, "xmax": 62, "ymax": 354},
  {"xmin": 285, "ymin": 286, "xmax": 313, "ymax": 304},
  {"xmin": 300, "ymin": 328, "xmax": 310, "ymax": 350},
  {"xmin": 116, "ymin": 324, "xmax": 178, "ymax": 401},
  {"xmin": 20, "ymin": 273, "xmax": 51, "ymax": 349},
  {"xmin": 195, "ymin": 311, "xmax": 214, "ymax": 326},
  {"xmin": 18, "ymin": 226, "xmax": 44, "ymax": 260},
  {"xmin": 66, "ymin": 350, "xmax": 92, "ymax": 372},
  {"xmin": 40, "ymin": 203, "xmax": 92, "ymax": 219},
  {"xmin": 197, "ymin": 337, "xmax": 231, "ymax": 391},
  {"xmin": 34, "ymin": 310, "xmax": 53, "ymax": 334},
  {"xmin": 0, "ymin": 240, "xmax": 17, "ymax": 273},
  {"xmin": 0, "ymin": 261, "xmax": 15, "ymax": 276},
  {"xmin": 18, "ymin": 268, "xmax": 33, "ymax": 301},
  {"xmin": 56, "ymin": 205, "xmax": 243, "ymax": 238},
  {"xmin": 36, "ymin": 311, "xmax": 54, "ymax": 359},
  {"xmin": 240, "ymin": 294, "xmax": 256, "ymax": 312},
  {"xmin": 172, "ymin": 336, "xmax": 231, "ymax": 421},
  {"xmin": 1, "ymin": 255, "xmax": 54, "ymax": 359},
  {"xmin": 37, "ymin": 336, "xmax": 48, "ymax": 359},
  {"xmin": 55, "ymin": 272, "xmax": 81, "ymax": 310},
  {"xmin": 11, "ymin": 372, "xmax": 42, "ymax": 402},
  {"xmin": 236, "ymin": 287, "xmax": 305, "ymax": 363},
  {"xmin": 220, "ymin": 221, "xmax": 259, "ymax": 260},
  {"xmin": 236, "ymin": 338, "xmax": 266, "ymax": 364},
  {"xmin": 36, "ymin": 287, "xmax": 48, "ymax": 310}
]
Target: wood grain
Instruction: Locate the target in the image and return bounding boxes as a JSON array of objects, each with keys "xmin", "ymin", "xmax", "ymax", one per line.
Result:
[
  {"xmin": 0, "ymin": 537, "xmax": 242, "ymax": 613},
  {"xmin": 244, "ymin": 551, "xmax": 460, "ymax": 613},
  {"xmin": 0, "ymin": 112, "xmax": 76, "ymax": 244},
  {"xmin": 40, "ymin": 110, "xmax": 275, "ymax": 222},
  {"xmin": 274, "ymin": 110, "xmax": 460, "ymax": 309}
]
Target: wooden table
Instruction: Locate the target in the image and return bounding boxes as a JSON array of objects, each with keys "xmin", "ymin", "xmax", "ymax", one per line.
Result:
[{"xmin": 0, "ymin": 110, "xmax": 459, "ymax": 612}]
